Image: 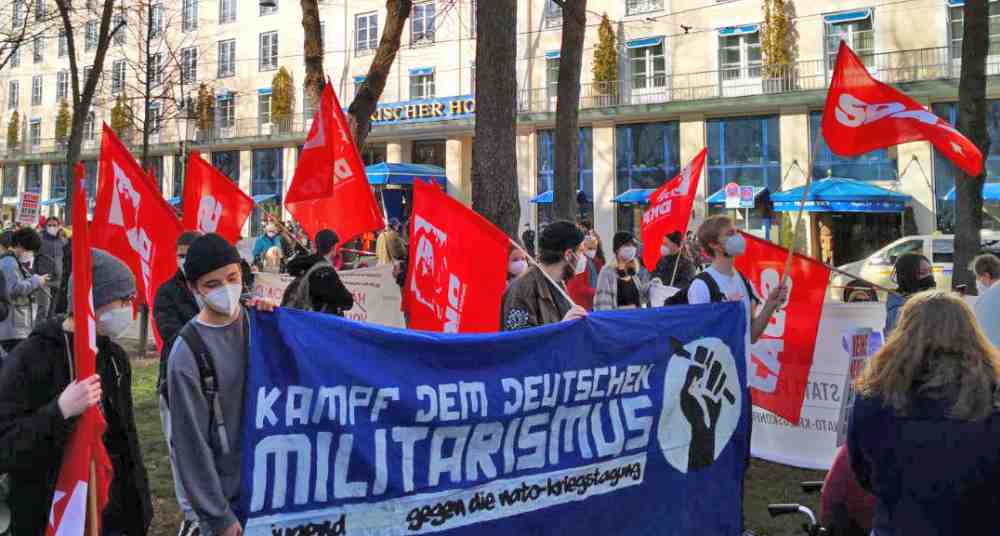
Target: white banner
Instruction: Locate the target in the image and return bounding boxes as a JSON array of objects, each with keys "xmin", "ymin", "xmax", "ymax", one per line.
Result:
[
  {"xmin": 253, "ymin": 265, "xmax": 405, "ymax": 328},
  {"xmin": 16, "ymin": 191, "xmax": 40, "ymax": 226},
  {"xmin": 750, "ymin": 302, "xmax": 886, "ymax": 470}
]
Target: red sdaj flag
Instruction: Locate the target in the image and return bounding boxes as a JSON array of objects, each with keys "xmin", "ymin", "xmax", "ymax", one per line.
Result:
[
  {"xmin": 734, "ymin": 232, "xmax": 831, "ymax": 425},
  {"xmin": 640, "ymin": 148, "xmax": 706, "ymax": 271},
  {"xmin": 823, "ymin": 40, "xmax": 984, "ymax": 176},
  {"xmin": 47, "ymin": 164, "xmax": 114, "ymax": 536},
  {"xmin": 285, "ymin": 82, "xmax": 382, "ymax": 242},
  {"xmin": 182, "ymin": 151, "xmax": 254, "ymax": 244},
  {"xmin": 92, "ymin": 124, "xmax": 183, "ymax": 348},
  {"xmin": 403, "ymin": 179, "xmax": 509, "ymax": 333}
]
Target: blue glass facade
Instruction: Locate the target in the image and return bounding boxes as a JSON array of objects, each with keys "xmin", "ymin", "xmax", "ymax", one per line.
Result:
[
  {"xmin": 706, "ymin": 115, "xmax": 781, "ymax": 194},
  {"xmin": 252, "ymin": 147, "xmax": 283, "ymax": 234},
  {"xmin": 25, "ymin": 164, "xmax": 42, "ymax": 193},
  {"xmin": 212, "ymin": 150, "xmax": 240, "ymax": 182},
  {"xmin": 932, "ymin": 101, "xmax": 1000, "ymax": 232},
  {"xmin": 50, "ymin": 163, "xmax": 67, "ymax": 201},
  {"xmin": 809, "ymin": 111, "xmax": 897, "ymax": 181},
  {"xmin": 536, "ymin": 128, "xmax": 594, "ymax": 225}
]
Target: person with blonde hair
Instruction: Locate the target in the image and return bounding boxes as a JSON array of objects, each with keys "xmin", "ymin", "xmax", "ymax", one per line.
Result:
[{"xmin": 848, "ymin": 290, "xmax": 1000, "ymax": 536}]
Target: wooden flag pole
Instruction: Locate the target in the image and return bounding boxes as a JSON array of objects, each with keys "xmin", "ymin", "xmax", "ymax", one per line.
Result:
[
  {"xmin": 781, "ymin": 132, "xmax": 825, "ymax": 285},
  {"xmin": 87, "ymin": 461, "xmax": 98, "ymax": 536},
  {"xmin": 510, "ymin": 238, "xmax": 578, "ymax": 307}
]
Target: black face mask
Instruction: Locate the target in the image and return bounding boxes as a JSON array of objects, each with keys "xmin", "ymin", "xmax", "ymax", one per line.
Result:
[{"xmin": 915, "ymin": 275, "xmax": 936, "ymax": 291}]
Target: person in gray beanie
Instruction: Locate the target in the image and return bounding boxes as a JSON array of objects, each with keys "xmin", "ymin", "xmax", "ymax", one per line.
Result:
[{"xmin": 0, "ymin": 248, "xmax": 152, "ymax": 536}]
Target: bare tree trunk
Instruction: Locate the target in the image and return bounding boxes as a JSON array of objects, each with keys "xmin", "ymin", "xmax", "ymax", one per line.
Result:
[
  {"xmin": 348, "ymin": 0, "xmax": 413, "ymax": 150},
  {"xmin": 552, "ymin": 0, "xmax": 587, "ymax": 222},
  {"xmin": 471, "ymin": 0, "xmax": 519, "ymax": 237},
  {"xmin": 301, "ymin": 0, "xmax": 325, "ymax": 109},
  {"xmin": 954, "ymin": 0, "xmax": 990, "ymax": 292}
]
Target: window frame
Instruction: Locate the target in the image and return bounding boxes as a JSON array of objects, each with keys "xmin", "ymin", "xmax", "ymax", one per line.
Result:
[
  {"xmin": 259, "ymin": 31, "xmax": 278, "ymax": 71},
  {"xmin": 948, "ymin": 1, "xmax": 1000, "ymax": 60},
  {"xmin": 219, "ymin": 0, "xmax": 236, "ymax": 24},
  {"xmin": 7, "ymin": 80, "xmax": 18, "ymax": 110},
  {"xmin": 31, "ymin": 75, "xmax": 41, "ymax": 106},
  {"xmin": 149, "ymin": 52, "xmax": 162, "ymax": 86},
  {"xmin": 113, "ymin": 11, "xmax": 125, "ymax": 45},
  {"xmin": 85, "ymin": 20, "xmax": 97, "ymax": 51},
  {"xmin": 182, "ymin": 0, "xmax": 198, "ymax": 32},
  {"xmin": 409, "ymin": 72, "xmax": 435, "ymax": 100},
  {"xmin": 705, "ymin": 114, "xmax": 782, "ymax": 194},
  {"xmin": 181, "ymin": 47, "xmax": 198, "ymax": 83},
  {"xmin": 147, "ymin": 102, "xmax": 162, "ymax": 133},
  {"xmin": 824, "ymin": 12, "xmax": 874, "ymax": 71},
  {"xmin": 258, "ymin": 92, "xmax": 272, "ymax": 125},
  {"xmin": 56, "ymin": 70, "xmax": 68, "ymax": 101},
  {"xmin": 150, "ymin": 3, "xmax": 163, "ymax": 37},
  {"xmin": 58, "ymin": 30, "xmax": 67, "ymax": 57},
  {"xmin": 719, "ymin": 31, "xmax": 762, "ymax": 82},
  {"xmin": 411, "ymin": 1, "xmax": 436, "ymax": 45},
  {"xmin": 356, "ymin": 11, "xmax": 378, "ymax": 54},
  {"xmin": 29, "ymin": 120, "xmax": 41, "ymax": 148},
  {"xmin": 259, "ymin": 0, "xmax": 278, "ymax": 16},
  {"xmin": 217, "ymin": 94, "xmax": 235, "ymax": 128},
  {"xmin": 218, "ymin": 39, "xmax": 236, "ymax": 78},
  {"xmin": 629, "ymin": 42, "xmax": 667, "ymax": 91},
  {"xmin": 32, "ymin": 34, "xmax": 43, "ymax": 63},
  {"xmin": 626, "ymin": 0, "xmax": 664, "ymax": 16},
  {"xmin": 111, "ymin": 59, "xmax": 125, "ymax": 94}
]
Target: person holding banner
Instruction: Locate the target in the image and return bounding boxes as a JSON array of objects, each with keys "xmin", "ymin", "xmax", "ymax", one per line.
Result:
[
  {"xmin": 0, "ymin": 250, "xmax": 152, "ymax": 535},
  {"xmin": 501, "ymin": 220, "xmax": 588, "ymax": 330},
  {"xmin": 167, "ymin": 234, "xmax": 276, "ymax": 536},
  {"xmin": 0, "ymin": 227, "xmax": 48, "ymax": 353},
  {"xmin": 595, "ymin": 231, "xmax": 650, "ymax": 310},
  {"xmin": 652, "ymin": 231, "xmax": 696, "ymax": 289},
  {"xmin": 849, "ymin": 290, "xmax": 1000, "ymax": 536}
]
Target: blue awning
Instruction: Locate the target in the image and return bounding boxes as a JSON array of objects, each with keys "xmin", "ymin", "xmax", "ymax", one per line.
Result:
[
  {"xmin": 529, "ymin": 190, "xmax": 589, "ymax": 204},
  {"xmin": 613, "ymin": 188, "xmax": 655, "ymax": 204},
  {"xmin": 707, "ymin": 186, "xmax": 769, "ymax": 207},
  {"xmin": 544, "ymin": 50, "xmax": 560, "ymax": 59},
  {"xmin": 824, "ymin": 9, "xmax": 871, "ymax": 24},
  {"xmin": 365, "ymin": 163, "xmax": 447, "ymax": 189},
  {"xmin": 947, "ymin": 0, "xmax": 964, "ymax": 6},
  {"xmin": 943, "ymin": 183, "xmax": 1000, "ymax": 201},
  {"xmin": 40, "ymin": 198, "xmax": 65, "ymax": 206},
  {"xmin": 167, "ymin": 196, "xmax": 181, "ymax": 206},
  {"xmin": 253, "ymin": 194, "xmax": 278, "ymax": 205},
  {"xmin": 257, "ymin": 88, "xmax": 272, "ymax": 95},
  {"xmin": 771, "ymin": 177, "xmax": 910, "ymax": 213},
  {"xmin": 625, "ymin": 36, "xmax": 664, "ymax": 49},
  {"xmin": 719, "ymin": 24, "xmax": 760, "ymax": 36},
  {"xmin": 409, "ymin": 67, "xmax": 434, "ymax": 77},
  {"xmin": 353, "ymin": 75, "xmax": 367, "ymax": 83}
]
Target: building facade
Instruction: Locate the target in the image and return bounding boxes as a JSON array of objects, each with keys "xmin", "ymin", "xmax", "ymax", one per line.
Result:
[{"xmin": 0, "ymin": 0, "xmax": 997, "ymax": 264}]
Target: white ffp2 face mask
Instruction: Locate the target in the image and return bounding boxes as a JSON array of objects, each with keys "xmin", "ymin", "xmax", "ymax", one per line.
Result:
[
  {"xmin": 509, "ymin": 259, "xmax": 528, "ymax": 277},
  {"xmin": 97, "ymin": 307, "xmax": 132, "ymax": 338},
  {"xmin": 724, "ymin": 234, "xmax": 746, "ymax": 257},
  {"xmin": 575, "ymin": 253, "xmax": 587, "ymax": 274},
  {"xmin": 620, "ymin": 246, "xmax": 637, "ymax": 262},
  {"xmin": 203, "ymin": 283, "xmax": 243, "ymax": 317}
]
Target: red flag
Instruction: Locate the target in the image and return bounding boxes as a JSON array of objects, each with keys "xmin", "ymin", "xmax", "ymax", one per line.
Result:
[
  {"xmin": 285, "ymin": 82, "xmax": 383, "ymax": 242},
  {"xmin": 47, "ymin": 164, "xmax": 114, "ymax": 536},
  {"xmin": 640, "ymin": 148, "xmax": 706, "ymax": 270},
  {"xmin": 182, "ymin": 151, "xmax": 254, "ymax": 244},
  {"xmin": 734, "ymin": 232, "xmax": 831, "ymax": 425},
  {"xmin": 823, "ymin": 41, "xmax": 983, "ymax": 176},
  {"xmin": 403, "ymin": 179, "xmax": 509, "ymax": 333},
  {"xmin": 92, "ymin": 124, "xmax": 183, "ymax": 348}
]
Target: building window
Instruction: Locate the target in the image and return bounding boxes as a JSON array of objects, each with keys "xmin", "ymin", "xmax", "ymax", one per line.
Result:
[
  {"xmin": 258, "ymin": 92, "xmax": 272, "ymax": 124},
  {"xmin": 355, "ymin": 12, "xmax": 378, "ymax": 54},
  {"xmin": 217, "ymin": 94, "xmax": 234, "ymax": 128},
  {"xmin": 35, "ymin": 0, "xmax": 45, "ymax": 21},
  {"xmin": 212, "ymin": 150, "xmax": 240, "ymax": 182},
  {"xmin": 50, "ymin": 163, "xmax": 68, "ymax": 202},
  {"xmin": 182, "ymin": 0, "xmax": 198, "ymax": 32},
  {"xmin": 26, "ymin": 163, "xmax": 41, "ymax": 191},
  {"xmin": 148, "ymin": 102, "xmax": 161, "ymax": 133},
  {"xmin": 259, "ymin": 32, "xmax": 278, "ymax": 71},
  {"xmin": 320, "ymin": 21, "xmax": 326, "ymax": 50},
  {"xmin": 58, "ymin": 30, "xmax": 67, "ymax": 56},
  {"xmin": 9, "ymin": 45, "xmax": 19, "ymax": 68},
  {"xmin": 83, "ymin": 111, "xmax": 95, "ymax": 141},
  {"xmin": 83, "ymin": 66, "xmax": 93, "ymax": 87},
  {"xmin": 218, "ymin": 39, "xmax": 235, "ymax": 77},
  {"xmin": 2, "ymin": 165, "xmax": 17, "ymax": 197},
  {"xmin": 113, "ymin": 11, "xmax": 125, "ymax": 45},
  {"xmin": 362, "ymin": 144, "xmax": 387, "ymax": 165},
  {"xmin": 932, "ymin": 101, "xmax": 1000, "ymax": 232},
  {"xmin": 151, "ymin": 3, "xmax": 162, "ymax": 37},
  {"xmin": 615, "ymin": 122, "xmax": 681, "ymax": 236},
  {"xmin": 260, "ymin": 0, "xmax": 277, "ymax": 16},
  {"xmin": 31, "ymin": 75, "xmax": 41, "ymax": 106},
  {"xmin": 470, "ymin": 0, "xmax": 477, "ymax": 37},
  {"xmin": 470, "ymin": 62, "xmax": 476, "ymax": 93},
  {"xmin": 949, "ymin": 1, "xmax": 1000, "ymax": 60},
  {"xmin": 181, "ymin": 47, "xmax": 197, "ymax": 82},
  {"xmin": 28, "ymin": 121, "xmax": 40, "ymax": 149},
  {"xmin": 546, "ymin": 57, "xmax": 559, "ymax": 99},
  {"xmin": 629, "ymin": 40, "xmax": 666, "ymax": 91},
  {"xmin": 8, "ymin": 80, "xmax": 18, "ymax": 110},
  {"xmin": 111, "ymin": 60, "xmax": 125, "ymax": 93},
  {"xmin": 150, "ymin": 53, "xmax": 162, "ymax": 86},
  {"xmin": 411, "ymin": 1, "xmax": 436, "ymax": 45},
  {"xmin": 719, "ymin": 29, "xmax": 762, "ymax": 81},
  {"xmin": 809, "ymin": 111, "xmax": 896, "ymax": 181},
  {"xmin": 85, "ymin": 20, "xmax": 97, "ymax": 51},
  {"xmin": 706, "ymin": 115, "xmax": 781, "ymax": 195},
  {"xmin": 536, "ymin": 128, "xmax": 594, "ymax": 226},
  {"xmin": 825, "ymin": 10, "xmax": 874, "ymax": 70},
  {"xmin": 409, "ymin": 70, "xmax": 435, "ymax": 99},
  {"xmin": 219, "ymin": 0, "xmax": 236, "ymax": 23},
  {"xmin": 56, "ymin": 70, "xmax": 68, "ymax": 100},
  {"xmin": 148, "ymin": 156, "xmax": 164, "ymax": 190},
  {"xmin": 32, "ymin": 35, "xmax": 43, "ymax": 63},
  {"xmin": 626, "ymin": 0, "xmax": 663, "ymax": 16},
  {"xmin": 251, "ymin": 147, "xmax": 283, "ymax": 233},
  {"xmin": 543, "ymin": 0, "xmax": 561, "ymax": 28}
]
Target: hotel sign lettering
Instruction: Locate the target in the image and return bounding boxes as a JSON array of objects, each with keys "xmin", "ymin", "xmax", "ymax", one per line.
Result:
[{"xmin": 369, "ymin": 95, "xmax": 476, "ymax": 125}]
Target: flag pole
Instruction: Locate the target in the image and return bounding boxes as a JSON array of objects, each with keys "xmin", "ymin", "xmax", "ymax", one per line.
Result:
[
  {"xmin": 509, "ymin": 238, "xmax": 578, "ymax": 307},
  {"xmin": 781, "ymin": 132, "xmax": 824, "ymax": 285},
  {"xmin": 87, "ymin": 461, "xmax": 98, "ymax": 536}
]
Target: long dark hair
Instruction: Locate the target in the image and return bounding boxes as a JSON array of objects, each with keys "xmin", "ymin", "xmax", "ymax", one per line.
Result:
[{"xmin": 893, "ymin": 253, "xmax": 930, "ymax": 294}]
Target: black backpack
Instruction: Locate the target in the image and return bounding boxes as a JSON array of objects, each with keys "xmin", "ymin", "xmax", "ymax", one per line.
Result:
[{"xmin": 664, "ymin": 270, "xmax": 758, "ymax": 306}]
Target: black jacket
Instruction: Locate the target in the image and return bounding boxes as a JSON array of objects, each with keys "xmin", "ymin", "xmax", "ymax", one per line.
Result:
[
  {"xmin": 652, "ymin": 253, "xmax": 697, "ymax": 289},
  {"xmin": 35, "ymin": 232, "xmax": 66, "ymax": 283},
  {"xmin": 153, "ymin": 270, "xmax": 200, "ymax": 386},
  {"xmin": 282, "ymin": 254, "xmax": 354, "ymax": 315},
  {"xmin": 0, "ymin": 318, "xmax": 153, "ymax": 536},
  {"xmin": 51, "ymin": 240, "xmax": 72, "ymax": 316}
]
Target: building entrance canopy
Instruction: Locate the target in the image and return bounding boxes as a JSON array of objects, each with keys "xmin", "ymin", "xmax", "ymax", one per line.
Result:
[{"xmin": 771, "ymin": 177, "xmax": 910, "ymax": 213}]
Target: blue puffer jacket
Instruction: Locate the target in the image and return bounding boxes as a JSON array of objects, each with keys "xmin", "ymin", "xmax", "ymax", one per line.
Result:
[{"xmin": 884, "ymin": 292, "xmax": 908, "ymax": 337}]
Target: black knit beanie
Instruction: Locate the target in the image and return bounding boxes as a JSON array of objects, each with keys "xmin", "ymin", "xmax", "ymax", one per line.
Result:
[{"xmin": 184, "ymin": 233, "xmax": 242, "ymax": 284}]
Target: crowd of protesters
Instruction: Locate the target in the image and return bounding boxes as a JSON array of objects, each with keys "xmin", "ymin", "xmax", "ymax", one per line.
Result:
[{"xmin": 0, "ymin": 209, "xmax": 997, "ymax": 536}]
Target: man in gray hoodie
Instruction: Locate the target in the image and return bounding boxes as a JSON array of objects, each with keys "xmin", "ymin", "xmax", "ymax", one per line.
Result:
[
  {"xmin": 0, "ymin": 227, "xmax": 47, "ymax": 352},
  {"xmin": 166, "ymin": 233, "xmax": 275, "ymax": 536}
]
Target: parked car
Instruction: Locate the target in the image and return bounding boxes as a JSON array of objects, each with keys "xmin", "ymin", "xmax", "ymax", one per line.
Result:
[{"xmin": 832, "ymin": 232, "xmax": 1000, "ymax": 302}]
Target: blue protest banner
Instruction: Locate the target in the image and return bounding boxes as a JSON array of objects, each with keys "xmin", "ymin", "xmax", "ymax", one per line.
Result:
[{"xmin": 241, "ymin": 303, "xmax": 750, "ymax": 535}]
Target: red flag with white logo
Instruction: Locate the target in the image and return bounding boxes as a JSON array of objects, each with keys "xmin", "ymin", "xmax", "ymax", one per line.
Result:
[
  {"xmin": 734, "ymin": 232, "xmax": 831, "ymax": 425},
  {"xmin": 92, "ymin": 124, "xmax": 183, "ymax": 348},
  {"xmin": 823, "ymin": 41, "xmax": 984, "ymax": 176},
  {"xmin": 182, "ymin": 151, "xmax": 254, "ymax": 244},
  {"xmin": 47, "ymin": 164, "xmax": 114, "ymax": 536},
  {"xmin": 403, "ymin": 179, "xmax": 509, "ymax": 333},
  {"xmin": 285, "ymin": 82, "xmax": 383, "ymax": 242},
  {"xmin": 640, "ymin": 148, "xmax": 706, "ymax": 271}
]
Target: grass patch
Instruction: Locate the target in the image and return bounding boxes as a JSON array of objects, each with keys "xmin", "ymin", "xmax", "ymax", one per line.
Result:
[{"xmin": 131, "ymin": 359, "xmax": 824, "ymax": 536}]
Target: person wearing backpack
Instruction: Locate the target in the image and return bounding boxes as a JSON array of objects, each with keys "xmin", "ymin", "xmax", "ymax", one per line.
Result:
[
  {"xmin": 0, "ymin": 227, "xmax": 48, "ymax": 353},
  {"xmin": 167, "ymin": 233, "xmax": 276, "ymax": 536},
  {"xmin": 687, "ymin": 215, "xmax": 787, "ymax": 344},
  {"xmin": 282, "ymin": 229, "xmax": 353, "ymax": 316},
  {"xmin": 0, "ymin": 249, "xmax": 152, "ymax": 536}
]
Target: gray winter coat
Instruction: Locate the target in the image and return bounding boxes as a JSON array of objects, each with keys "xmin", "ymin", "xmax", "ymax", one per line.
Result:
[{"xmin": 0, "ymin": 255, "xmax": 42, "ymax": 341}]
